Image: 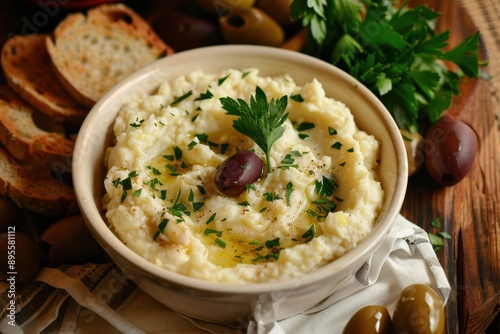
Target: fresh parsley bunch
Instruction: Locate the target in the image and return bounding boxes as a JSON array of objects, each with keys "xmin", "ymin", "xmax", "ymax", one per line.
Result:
[{"xmin": 291, "ymin": 0, "xmax": 481, "ymax": 133}]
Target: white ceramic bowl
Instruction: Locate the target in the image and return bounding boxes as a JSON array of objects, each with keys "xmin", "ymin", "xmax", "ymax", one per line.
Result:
[{"xmin": 73, "ymin": 45, "xmax": 408, "ymax": 325}]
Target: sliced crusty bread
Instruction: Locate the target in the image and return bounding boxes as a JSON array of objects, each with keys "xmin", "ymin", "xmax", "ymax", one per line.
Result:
[
  {"xmin": 0, "ymin": 85, "xmax": 75, "ymax": 167},
  {"xmin": 46, "ymin": 3, "xmax": 174, "ymax": 108},
  {"xmin": 1, "ymin": 34, "xmax": 89, "ymax": 129},
  {"xmin": 0, "ymin": 144, "xmax": 77, "ymax": 216}
]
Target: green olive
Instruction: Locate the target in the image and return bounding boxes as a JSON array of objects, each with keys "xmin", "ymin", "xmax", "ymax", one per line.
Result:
[
  {"xmin": 257, "ymin": 0, "xmax": 297, "ymax": 28},
  {"xmin": 393, "ymin": 284, "xmax": 445, "ymax": 334},
  {"xmin": 196, "ymin": 0, "xmax": 256, "ymax": 17},
  {"xmin": 0, "ymin": 231, "xmax": 42, "ymax": 283},
  {"xmin": 220, "ymin": 8, "xmax": 285, "ymax": 46},
  {"xmin": 0, "ymin": 195, "xmax": 23, "ymax": 233},
  {"xmin": 400, "ymin": 128, "xmax": 424, "ymax": 176},
  {"xmin": 342, "ymin": 305, "xmax": 392, "ymax": 334}
]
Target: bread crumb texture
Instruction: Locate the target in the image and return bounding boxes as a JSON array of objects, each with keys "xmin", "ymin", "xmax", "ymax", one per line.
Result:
[{"xmin": 46, "ymin": 3, "xmax": 172, "ymax": 107}]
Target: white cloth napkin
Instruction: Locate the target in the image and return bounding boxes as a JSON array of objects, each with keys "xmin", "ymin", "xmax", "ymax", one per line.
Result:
[{"xmin": 0, "ymin": 214, "xmax": 450, "ymax": 334}]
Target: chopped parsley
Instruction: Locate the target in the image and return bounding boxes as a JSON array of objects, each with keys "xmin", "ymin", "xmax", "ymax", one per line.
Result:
[
  {"xmin": 112, "ymin": 178, "xmax": 121, "ymax": 188},
  {"xmin": 301, "ymin": 225, "xmax": 315, "ymax": 242},
  {"xmin": 281, "ymin": 153, "xmax": 296, "ymax": 165},
  {"xmin": 278, "ymin": 153, "xmax": 299, "ymax": 169},
  {"xmin": 195, "ymin": 133, "xmax": 209, "ymax": 143},
  {"xmin": 204, "ymin": 228, "xmax": 223, "ymax": 237},
  {"xmin": 331, "ymin": 142, "xmax": 342, "ymax": 150},
  {"xmin": 311, "ymin": 198, "xmax": 337, "ymax": 216},
  {"xmin": 297, "ymin": 122, "xmax": 315, "ymax": 131},
  {"xmin": 112, "ymin": 171, "xmax": 139, "ymax": 203},
  {"xmin": 129, "ymin": 117, "xmax": 144, "ymax": 127},
  {"xmin": 171, "ymin": 90, "xmax": 193, "ymax": 105},
  {"xmin": 285, "ymin": 182, "xmax": 293, "ymax": 206},
  {"xmin": 428, "ymin": 217, "xmax": 451, "ymax": 251},
  {"xmin": 298, "ymin": 133, "xmax": 309, "ymax": 140},
  {"xmin": 195, "ymin": 90, "xmax": 214, "ymax": 101},
  {"xmin": 188, "ymin": 188, "xmax": 204, "ymax": 212},
  {"xmin": 220, "ymin": 143, "xmax": 229, "ymax": 154},
  {"xmin": 215, "ymin": 238, "xmax": 226, "ymax": 248},
  {"xmin": 246, "ymin": 183, "xmax": 256, "ymax": 192},
  {"xmin": 166, "ymin": 164, "xmax": 177, "ymax": 173},
  {"xmin": 264, "ymin": 192, "xmax": 282, "ymax": 201},
  {"xmin": 316, "ymin": 175, "xmax": 339, "ymax": 197},
  {"xmin": 252, "ymin": 238, "xmax": 282, "ymax": 262},
  {"xmin": 218, "ymin": 73, "xmax": 230, "ymax": 86},
  {"xmin": 308, "ymin": 176, "xmax": 340, "ymax": 220},
  {"xmin": 173, "ymin": 146, "xmax": 183, "ymax": 160},
  {"xmin": 160, "ymin": 189, "xmax": 167, "ymax": 200},
  {"xmin": 146, "ymin": 166, "xmax": 161, "ymax": 175},
  {"xmin": 167, "ymin": 190, "xmax": 190, "ymax": 220},
  {"xmin": 153, "ymin": 218, "xmax": 169, "ymax": 241},
  {"xmin": 196, "ymin": 185, "xmax": 207, "ymax": 195},
  {"xmin": 290, "ymin": 93, "xmax": 304, "ymax": 102},
  {"xmin": 146, "ymin": 177, "xmax": 162, "ymax": 190},
  {"xmin": 205, "ymin": 213, "xmax": 216, "ymax": 225}
]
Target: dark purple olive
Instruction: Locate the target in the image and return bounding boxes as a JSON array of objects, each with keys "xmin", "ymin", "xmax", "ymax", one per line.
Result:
[
  {"xmin": 0, "ymin": 231, "xmax": 41, "ymax": 283},
  {"xmin": 424, "ymin": 113, "xmax": 477, "ymax": 186},
  {"xmin": 393, "ymin": 284, "xmax": 445, "ymax": 334},
  {"xmin": 214, "ymin": 150, "xmax": 262, "ymax": 196},
  {"xmin": 148, "ymin": 10, "xmax": 223, "ymax": 51},
  {"xmin": 343, "ymin": 305, "xmax": 392, "ymax": 334}
]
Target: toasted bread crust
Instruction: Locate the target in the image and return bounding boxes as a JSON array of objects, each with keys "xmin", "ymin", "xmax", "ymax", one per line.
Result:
[
  {"xmin": 46, "ymin": 3, "xmax": 174, "ymax": 108},
  {"xmin": 1, "ymin": 34, "xmax": 88, "ymax": 129},
  {"xmin": 0, "ymin": 85, "xmax": 75, "ymax": 166},
  {"xmin": 0, "ymin": 144, "xmax": 77, "ymax": 215}
]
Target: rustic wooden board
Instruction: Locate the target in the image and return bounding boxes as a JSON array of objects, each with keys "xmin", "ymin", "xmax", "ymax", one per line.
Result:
[
  {"xmin": 1, "ymin": 0, "xmax": 498, "ymax": 332},
  {"xmin": 403, "ymin": 1, "xmax": 500, "ymax": 333}
]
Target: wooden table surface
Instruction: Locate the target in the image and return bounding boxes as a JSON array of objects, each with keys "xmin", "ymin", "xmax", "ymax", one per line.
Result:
[
  {"xmin": 401, "ymin": 1, "xmax": 500, "ymax": 333},
  {"xmin": 1, "ymin": 0, "xmax": 498, "ymax": 333}
]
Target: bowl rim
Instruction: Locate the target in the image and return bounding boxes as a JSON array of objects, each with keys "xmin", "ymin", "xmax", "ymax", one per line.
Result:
[{"xmin": 73, "ymin": 44, "xmax": 408, "ymax": 294}]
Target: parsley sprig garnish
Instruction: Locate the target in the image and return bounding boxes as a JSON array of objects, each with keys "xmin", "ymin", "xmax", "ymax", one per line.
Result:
[{"xmin": 220, "ymin": 86, "xmax": 289, "ymax": 173}]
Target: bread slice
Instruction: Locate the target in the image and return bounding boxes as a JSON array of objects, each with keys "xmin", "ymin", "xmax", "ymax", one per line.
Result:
[
  {"xmin": 0, "ymin": 144, "xmax": 77, "ymax": 216},
  {"xmin": 0, "ymin": 85, "xmax": 75, "ymax": 167},
  {"xmin": 1, "ymin": 34, "xmax": 89, "ymax": 129},
  {"xmin": 46, "ymin": 3, "xmax": 174, "ymax": 108}
]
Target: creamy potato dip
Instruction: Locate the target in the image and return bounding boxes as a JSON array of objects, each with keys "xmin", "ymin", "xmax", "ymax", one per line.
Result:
[{"xmin": 103, "ymin": 69, "xmax": 383, "ymax": 283}]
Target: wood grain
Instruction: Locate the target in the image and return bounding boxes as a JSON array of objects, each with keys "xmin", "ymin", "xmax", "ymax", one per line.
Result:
[
  {"xmin": 0, "ymin": 0, "xmax": 498, "ymax": 332},
  {"xmin": 403, "ymin": 1, "xmax": 500, "ymax": 333}
]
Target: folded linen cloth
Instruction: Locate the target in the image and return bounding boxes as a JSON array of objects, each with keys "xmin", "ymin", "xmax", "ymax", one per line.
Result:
[{"xmin": 0, "ymin": 214, "xmax": 450, "ymax": 334}]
